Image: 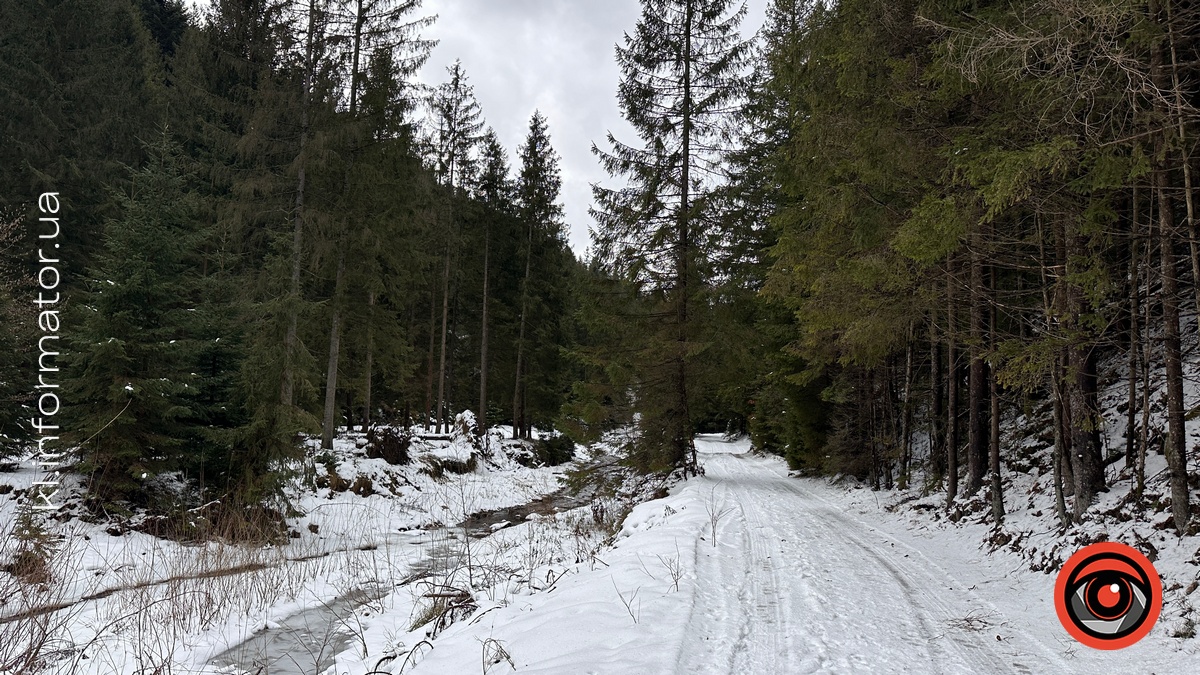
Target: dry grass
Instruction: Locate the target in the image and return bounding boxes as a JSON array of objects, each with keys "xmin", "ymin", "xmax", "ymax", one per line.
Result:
[{"xmin": 0, "ymin": 516, "xmax": 88, "ymax": 674}]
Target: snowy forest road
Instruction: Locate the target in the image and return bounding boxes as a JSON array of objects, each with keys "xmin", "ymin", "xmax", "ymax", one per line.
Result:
[{"xmin": 675, "ymin": 439, "xmax": 1072, "ymax": 675}]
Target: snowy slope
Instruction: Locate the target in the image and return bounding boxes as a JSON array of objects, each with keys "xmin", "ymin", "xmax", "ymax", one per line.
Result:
[{"xmin": 0, "ymin": 418, "xmax": 573, "ymax": 674}]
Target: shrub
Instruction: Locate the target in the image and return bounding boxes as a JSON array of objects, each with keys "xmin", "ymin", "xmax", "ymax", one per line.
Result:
[
  {"xmin": 324, "ymin": 467, "xmax": 350, "ymax": 493},
  {"xmin": 419, "ymin": 455, "xmax": 445, "ymax": 480},
  {"xmin": 366, "ymin": 426, "xmax": 411, "ymax": 465},
  {"xmin": 351, "ymin": 475, "xmax": 374, "ymax": 497},
  {"xmin": 420, "ymin": 454, "xmax": 477, "ymax": 478},
  {"xmin": 535, "ymin": 435, "xmax": 576, "ymax": 467},
  {"xmin": 4, "ymin": 511, "xmax": 55, "ymax": 585}
]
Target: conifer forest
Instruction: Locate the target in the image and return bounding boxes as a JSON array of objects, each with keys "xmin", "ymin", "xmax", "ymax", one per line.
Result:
[{"xmin": 4, "ymin": 0, "xmax": 1200, "ymax": 673}]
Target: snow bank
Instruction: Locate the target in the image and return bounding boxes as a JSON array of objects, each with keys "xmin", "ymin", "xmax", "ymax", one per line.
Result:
[{"xmin": 0, "ymin": 416, "xmax": 573, "ymax": 675}]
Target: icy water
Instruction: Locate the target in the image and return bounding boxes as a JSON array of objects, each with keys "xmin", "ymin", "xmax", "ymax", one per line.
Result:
[
  {"xmin": 207, "ymin": 587, "xmax": 381, "ymax": 674},
  {"xmin": 457, "ymin": 487, "xmax": 588, "ymax": 538},
  {"xmin": 206, "ymin": 488, "xmax": 586, "ymax": 674}
]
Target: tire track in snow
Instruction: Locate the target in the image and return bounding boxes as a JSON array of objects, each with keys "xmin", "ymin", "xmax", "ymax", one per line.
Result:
[
  {"xmin": 784, "ymin": 476, "xmax": 1073, "ymax": 674},
  {"xmin": 673, "ymin": 478, "xmax": 754, "ymax": 674},
  {"xmin": 676, "ymin": 442, "xmax": 1071, "ymax": 674}
]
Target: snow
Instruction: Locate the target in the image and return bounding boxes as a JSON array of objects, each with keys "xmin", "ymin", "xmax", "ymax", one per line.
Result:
[
  {"xmin": 5, "ymin": 425, "xmax": 1200, "ymax": 673},
  {"xmin": 354, "ymin": 435, "xmax": 1197, "ymax": 674},
  {"xmin": 0, "ymin": 420, "xmax": 573, "ymax": 674}
]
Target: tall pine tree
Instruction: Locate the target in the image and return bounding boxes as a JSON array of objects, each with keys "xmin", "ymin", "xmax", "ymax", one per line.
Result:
[{"xmin": 592, "ymin": 0, "xmax": 750, "ymax": 470}]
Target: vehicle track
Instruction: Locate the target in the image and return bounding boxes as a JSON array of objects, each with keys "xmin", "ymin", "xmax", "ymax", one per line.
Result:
[{"xmin": 676, "ymin": 444, "xmax": 1071, "ymax": 674}]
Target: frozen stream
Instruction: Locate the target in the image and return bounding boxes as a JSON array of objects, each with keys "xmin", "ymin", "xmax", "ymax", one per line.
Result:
[
  {"xmin": 207, "ymin": 586, "xmax": 384, "ymax": 674},
  {"xmin": 206, "ymin": 488, "xmax": 586, "ymax": 674}
]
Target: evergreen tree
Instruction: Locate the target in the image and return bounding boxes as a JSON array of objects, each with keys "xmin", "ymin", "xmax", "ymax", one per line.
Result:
[
  {"xmin": 318, "ymin": 0, "xmax": 434, "ymax": 448},
  {"xmin": 0, "ymin": 0, "xmax": 165, "ymax": 267},
  {"xmin": 424, "ymin": 60, "xmax": 484, "ymax": 433},
  {"xmin": 339, "ymin": 43, "xmax": 433, "ymax": 432},
  {"xmin": 63, "ymin": 136, "xmax": 201, "ymax": 506},
  {"xmin": 707, "ymin": 0, "xmax": 817, "ymax": 451},
  {"xmin": 172, "ymin": 0, "xmax": 320, "ymax": 497},
  {"xmin": 137, "ymin": 0, "xmax": 189, "ymax": 57},
  {"xmin": 473, "ymin": 128, "xmax": 516, "ymax": 437},
  {"xmin": 592, "ymin": 0, "xmax": 751, "ymax": 470},
  {"xmin": 513, "ymin": 111, "xmax": 565, "ymax": 439}
]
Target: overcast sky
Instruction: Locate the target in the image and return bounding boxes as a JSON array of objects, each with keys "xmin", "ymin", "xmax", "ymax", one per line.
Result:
[{"xmin": 418, "ymin": 0, "xmax": 768, "ymax": 258}]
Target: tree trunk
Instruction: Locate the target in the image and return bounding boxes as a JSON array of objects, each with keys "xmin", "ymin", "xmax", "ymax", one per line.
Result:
[
  {"xmin": 1165, "ymin": 1, "xmax": 1200, "ymax": 326},
  {"xmin": 1050, "ymin": 223, "xmax": 1077, "ymax": 499},
  {"xmin": 513, "ymin": 219, "xmax": 533, "ymax": 440},
  {"xmin": 478, "ymin": 221, "xmax": 490, "ymax": 440},
  {"xmin": 424, "ymin": 287, "xmax": 435, "ymax": 431},
  {"xmin": 675, "ymin": 0, "xmax": 696, "ymax": 472},
  {"xmin": 967, "ymin": 227, "xmax": 986, "ymax": 494},
  {"xmin": 1058, "ymin": 347, "xmax": 1075, "ymax": 498},
  {"xmin": 436, "ymin": 245, "xmax": 451, "ymax": 435},
  {"xmin": 873, "ymin": 375, "xmax": 881, "ymax": 490},
  {"xmin": 988, "ymin": 370, "xmax": 1003, "ymax": 525},
  {"xmin": 1138, "ymin": 190, "xmax": 1154, "ymax": 499},
  {"xmin": 988, "ymin": 266, "xmax": 1004, "ymax": 525},
  {"xmin": 1150, "ymin": 2, "xmax": 1191, "ymax": 531},
  {"xmin": 1156, "ymin": 154, "xmax": 1190, "ymax": 533},
  {"xmin": 930, "ymin": 318, "xmax": 945, "ymax": 480},
  {"xmin": 1050, "ymin": 366, "xmax": 1069, "ymax": 527},
  {"xmin": 1038, "ymin": 215, "xmax": 1069, "ymax": 526},
  {"xmin": 362, "ymin": 291, "xmax": 375, "ymax": 431},
  {"xmin": 521, "ymin": 385, "xmax": 530, "ymax": 440},
  {"xmin": 321, "ymin": 250, "xmax": 346, "ymax": 450},
  {"xmin": 946, "ymin": 265, "xmax": 959, "ymax": 508},
  {"xmin": 900, "ymin": 333, "xmax": 914, "ymax": 490},
  {"xmin": 1066, "ymin": 273, "xmax": 1104, "ymax": 521},
  {"xmin": 1126, "ymin": 186, "xmax": 1140, "ymax": 469},
  {"xmin": 321, "ymin": 0, "xmax": 364, "ymax": 449},
  {"xmin": 282, "ymin": 1, "xmax": 319, "ymax": 408}
]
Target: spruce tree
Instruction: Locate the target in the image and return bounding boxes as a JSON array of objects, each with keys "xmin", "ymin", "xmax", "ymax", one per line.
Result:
[
  {"xmin": 63, "ymin": 136, "xmax": 200, "ymax": 506},
  {"xmin": 172, "ymin": 0, "xmax": 322, "ymax": 496},
  {"xmin": 341, "ymin": 44, "xmax": 433, "ymax": 431},
  {"xmin": 514, "ymin": 111, "xmax": 565, "ymax": 440},
  {"xmin": 136, "ymin": 0, "xmax": 189, "ymax": 57},
  {"xmin": 473, "ymin": 129, "xmax": 516, "ymax": 438},
  {"xmin": 592, "ymin": 0, "xmax": 750, "ymax": 470},
  {"xmin": 0, "ymin": 0, "xmax": 164, "ymax": 267},
  {"xmin": 319, "ymin": 0, "xmax": 434, "ymax": 448},
  {"xmin": 425, "ymin": 60, "xmax": 484, "ymax": 433}
]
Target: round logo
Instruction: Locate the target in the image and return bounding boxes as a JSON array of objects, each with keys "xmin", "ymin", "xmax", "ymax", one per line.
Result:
[{"xmin": 1054, "ymin": 541, "xmax": 1161, "ymax": 650}]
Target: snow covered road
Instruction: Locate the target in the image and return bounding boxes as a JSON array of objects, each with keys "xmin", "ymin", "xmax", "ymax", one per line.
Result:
[{"xmin": 677, "ymin": 438, "xmax": 1071, "ymax": 674}]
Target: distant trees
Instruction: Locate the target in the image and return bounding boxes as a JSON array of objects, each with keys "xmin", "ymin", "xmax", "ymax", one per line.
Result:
[{"xmin": 8, "ymin": 0, "xmax": 1196, "ymax": 534}]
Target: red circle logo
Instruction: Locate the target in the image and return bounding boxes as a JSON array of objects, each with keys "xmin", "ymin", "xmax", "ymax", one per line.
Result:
[{"xmin": 1054, "ymin": 542, "xmax": 1161, "ymax": 650}]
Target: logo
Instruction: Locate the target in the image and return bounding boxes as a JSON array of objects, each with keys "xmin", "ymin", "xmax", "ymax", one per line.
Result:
[{"xmin": 1054, "ymin": 541, "xmax": 1161, "ymax": 650}]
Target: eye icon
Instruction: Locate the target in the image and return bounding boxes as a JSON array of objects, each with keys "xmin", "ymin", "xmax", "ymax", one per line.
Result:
[{"xmin": 1055, "ymin": 542, "xmax": 1161, "ymax": 650}]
